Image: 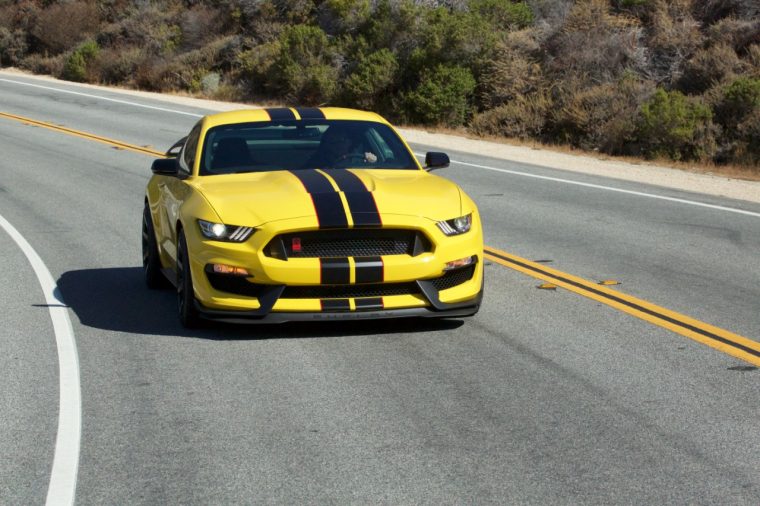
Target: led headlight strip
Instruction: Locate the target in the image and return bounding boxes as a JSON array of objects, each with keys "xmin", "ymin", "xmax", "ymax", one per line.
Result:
[
  {"xmin": 436, "ymin": 214, "xmax": 472, "ymax": 236},
  {"xmin": 198, "ymin": 219, "xmax": 255, "ymax": 242}
]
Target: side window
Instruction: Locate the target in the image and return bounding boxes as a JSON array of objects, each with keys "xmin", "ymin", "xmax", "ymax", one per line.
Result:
[{"xmin": 180, "ymin": 124, "xmax": 202, "ymax": 175}]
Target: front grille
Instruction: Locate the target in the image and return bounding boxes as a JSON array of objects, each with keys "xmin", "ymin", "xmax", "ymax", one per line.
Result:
[
  {"xmin": 282, "ymin": 282, "xmax": 420, "ymax": 299},
  {"xmin": 429, "ymin": 265, "xmax": 476, "ymax": 291},
  {"xmin": 266, "ymin": 229, "xmax": 431, "ymax": 259}
]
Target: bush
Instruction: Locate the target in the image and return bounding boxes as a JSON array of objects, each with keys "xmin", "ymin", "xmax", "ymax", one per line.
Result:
[
  {"xmin": 62, "ymin": 40, "xmax": 100, "ymax": 82},
  {"xmin": 645, "ymin": 0, "xmax": 704, "ymax": 85},
  {"xmin": 96, "ymin": 7, "xmax": 181, "ymax": 57},
  {"xmin": 693, "ymin": 0, "xmax": 760, "ymax": 24},
  {"xmin": 341, "ymin": 48, "xmax": 399, "ymax": 111},
  {"xmin": 715, "ymin": 77, "xmax": 760, "ymax": 131},
  {"xmin": 478, "ymin": 30, "xmax": 542, "ymax": 108},
  {"xmin": 678, "ymin": 43, "xmax": 744, "ymax": 94},
  {"xmin": 470, "ymin": 91, "xmax": 551, "ymax": 139},
  {"xmin": 90, "ymin": 47, "xmax": 145, "ymax": 84},
  {"xmin": 550, "ymin": 76, "xmax": 653, "ymax": 153},
  {"xmin": 405, "ymin": 6, "xmax": 496, "ymax": 79},
  {"xmin": 30, "ymin": 2, "xmax": 99, "ymax": 54},
  {"xmin": 635, "ymin": 88, "xmax": 716, "ymax": 161},
  {"xmin": 545, "ymin": 0, "xmax": 647, "ymax": 85},
  {"xmin": 268, "ymin": 24, "xmax": 340, "ymax": 104},
  {"xmin": 732, "ymin": 108, "xmax": 760, "ymax": 164},
  {"xmin": 318, "ymin": 0, "xmax": 372, "ymax": 35},
  {"xmin": 404, "ymin": 64, "xmax": 477, "ymax": 126},
  {"xmin": 17, "ymin": 52, "xmax": 66, "ymax": 76},
  {"xmin": 706, "ymin": 17, "xmax": 760, "ymax": 53},
  {"xmin": 469, "ymin": 0, "xmax": 534, "ymax": 29},
  {"xmin": 0, "ymin": 27, "xmax": 28, "ymax": 65}
]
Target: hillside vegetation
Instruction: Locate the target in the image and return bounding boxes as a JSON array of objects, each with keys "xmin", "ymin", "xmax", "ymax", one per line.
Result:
[{"xmin": 1, "ymin": 0, "xmax": 759, "ymax": 167}]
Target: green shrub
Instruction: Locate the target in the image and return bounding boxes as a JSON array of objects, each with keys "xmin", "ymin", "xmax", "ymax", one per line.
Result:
[
  {"xmin": 342, "ymin": 48, "xmax": 399, "ymax": 111},
  {"xmin": 635, "ymin": 88, "xmax": 715, "ymax": 161},
  {"xmin": 62, "ymin": 40, "xmax": 100, "ymax": 82},
  {"xmin": 716, "ymin": 77, "xmax": 760, "ymax": 129},
  {"xmin": 469, "ymin": 0, "xmax": 534, "ymax": 29},
  {"xmin": 321, "ymin": 0, "xmax": 371, "ymax": 34},
  {"xmin": 267, "ymin": 24, "xmax": 340, "ymax": 104},
  {"xmin": 404, "ymin": 65, "xmax": 477, "ymax": 126}
]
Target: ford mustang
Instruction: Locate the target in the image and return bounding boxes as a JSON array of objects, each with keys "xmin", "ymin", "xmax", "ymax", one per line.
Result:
[{"xmin": 143, "ymin": 107, "xmax": 483, "ymax": 326}]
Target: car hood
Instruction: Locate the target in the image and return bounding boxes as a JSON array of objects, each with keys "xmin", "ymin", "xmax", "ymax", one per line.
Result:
[{"xmin": 191, "ymin": 169, "xmax": 462, "ymax": 227}]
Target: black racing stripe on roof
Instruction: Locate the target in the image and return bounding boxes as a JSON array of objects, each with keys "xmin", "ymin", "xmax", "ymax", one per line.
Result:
[
  {"xmin": 266, "ymin": 108, "xmax": 297, "ymax": 121},
  {"xmin": 296, "ymin": 107, "xmax": 325, "ymax": 119}
]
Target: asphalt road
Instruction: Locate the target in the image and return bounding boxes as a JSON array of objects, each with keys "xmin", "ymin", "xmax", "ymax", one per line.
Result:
[{"xmin": 1, "ymin": 73, "xmax": 759, "ymax": 505}]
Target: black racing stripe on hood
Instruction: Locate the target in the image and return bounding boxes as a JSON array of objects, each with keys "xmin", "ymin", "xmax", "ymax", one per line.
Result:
[
  {"xmin": 290, "ymin": 170, "xmax": 349, "ymax": 229},
  {"xmin": 296, "ymin": 107, "xmax": 325, "ymax": 119},
  {"xmin": 266, "ymin": 108, "xmax": 296, "ymax": 121},
  {"xmin": 324, "ymin": 170, "xmax": 382, "ymax": 227}
]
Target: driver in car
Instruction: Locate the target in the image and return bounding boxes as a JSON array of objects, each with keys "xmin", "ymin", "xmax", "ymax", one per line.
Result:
[{"xmin": 306, "ymin": 125, "xmax": 378, "ymax": 168}]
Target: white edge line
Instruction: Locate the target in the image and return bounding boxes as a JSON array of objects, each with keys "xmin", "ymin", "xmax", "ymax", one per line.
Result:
[
  {"xmin": 414, "ymin": 152, "xmax": 760, "ymax": 219},
  {"xmin": 0, "ymin": 77, "xmax": 203, "ymax": 118},
  {"xmin": 0, "ymin": 214, "xmax": 81, "ymax": 506}
]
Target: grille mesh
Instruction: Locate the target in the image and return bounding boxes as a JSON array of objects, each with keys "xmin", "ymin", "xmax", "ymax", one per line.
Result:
[
  {"xmin": 429, "ymin": 265, "xmax": 476, "ymax": 291},
  {"xmin": 268, "ymin": 230, "xmax": 428, "ymax": 258}
]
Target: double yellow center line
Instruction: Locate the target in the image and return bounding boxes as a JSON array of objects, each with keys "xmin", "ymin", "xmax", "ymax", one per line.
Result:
[
  {"xmin": 0, "ymin": 111, "xmax": 165, "ymax": 157},
  {"xmin": 485, "ymin": 247, "xmax": 760, "ymax": 366},
  {"xmin": 3, "ymin": 110, "xmax": 758, "ymax": 366}
]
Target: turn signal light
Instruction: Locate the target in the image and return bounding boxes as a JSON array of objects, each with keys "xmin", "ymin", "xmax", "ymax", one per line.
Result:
[
  {"xmin": 212, "ymin": 264, "xmax": 250, "ymax": 276},
  {"xmin": 444, "ymin": 255, "xmax": 476, "ymax": 271}
]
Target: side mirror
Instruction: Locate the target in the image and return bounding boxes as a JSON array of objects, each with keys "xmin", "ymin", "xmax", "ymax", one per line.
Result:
[
  {"xmin": 165, "ymin": 136, "xmax": 187, "ymax": 158},
  {"xmin": 151, "ymin": 158, "xmax": 178, "ymax": 176},
  {"xmin": 424, "ymin": 152, "xmax": 450, "ymax": 171}
]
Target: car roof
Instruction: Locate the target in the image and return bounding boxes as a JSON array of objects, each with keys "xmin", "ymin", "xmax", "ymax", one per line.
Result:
[{"xmin": 202, "ymin": 107, "xmax": 390, "ymax": 129}]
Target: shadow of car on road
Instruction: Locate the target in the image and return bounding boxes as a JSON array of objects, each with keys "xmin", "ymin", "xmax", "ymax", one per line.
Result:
[{"xmin": 56, "ymin": 267, "xmax": 464, "ymax": 339}]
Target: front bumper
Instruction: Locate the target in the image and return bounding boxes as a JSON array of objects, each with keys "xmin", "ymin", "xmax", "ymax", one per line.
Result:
[
  {"xmin": 184, "ymin": 213, "xmax": 484, "ymax": 320},
  {"xmin": 195, "ymin": 284, "xmax": 482, "ymax": 324}
]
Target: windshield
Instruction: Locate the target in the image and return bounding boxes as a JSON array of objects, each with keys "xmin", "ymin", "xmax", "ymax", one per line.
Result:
[{"xmin": 199, "ymin": 120, "xmax": 418, "ymax": 175}]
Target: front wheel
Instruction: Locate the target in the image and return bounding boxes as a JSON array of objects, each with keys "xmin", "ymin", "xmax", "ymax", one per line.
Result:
[
  {"xmin": 177, "ymin": 230, "xmax": 201, "ymax": 328},
  {"xmin": 142, "ymin": 204, "xmax": 168, "ymax": 289}
]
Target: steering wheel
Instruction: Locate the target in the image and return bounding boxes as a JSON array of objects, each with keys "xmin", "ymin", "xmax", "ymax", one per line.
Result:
[{"xmin": 334, "ymin": 152, "xmax": 368, "ymax": 166}]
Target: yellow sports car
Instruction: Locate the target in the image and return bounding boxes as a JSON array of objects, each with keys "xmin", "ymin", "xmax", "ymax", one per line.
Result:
[{"xmin": 143, "ymin": 107, "xmax": 483, "ymax": 326}]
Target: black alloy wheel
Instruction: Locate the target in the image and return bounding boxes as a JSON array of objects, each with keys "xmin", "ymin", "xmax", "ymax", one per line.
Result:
[
  {"xmin": 177, "ymin": 230, "xmax": 201, "ymax": 328},
  {"xmin": 142, "ymin": 204, "xmax": 168, "ymax": 289}
]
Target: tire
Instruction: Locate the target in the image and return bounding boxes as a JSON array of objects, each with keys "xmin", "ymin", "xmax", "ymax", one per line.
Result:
[
  {"xmin": 142, "ymin": 204, "xmax": 168, "ymax": 289},
  {"xmin": 177, "ymin": 230, "xmax": 201, "ymax": 328}
]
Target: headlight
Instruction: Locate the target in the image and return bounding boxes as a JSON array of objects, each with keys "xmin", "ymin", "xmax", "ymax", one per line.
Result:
[
  {"xmin": 198, "ymin": 219, "xmax": 255, "ymax": 242},
  {"xmin": 436, "ymin": 214, "xmax": 472, "ymax": 236}
]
